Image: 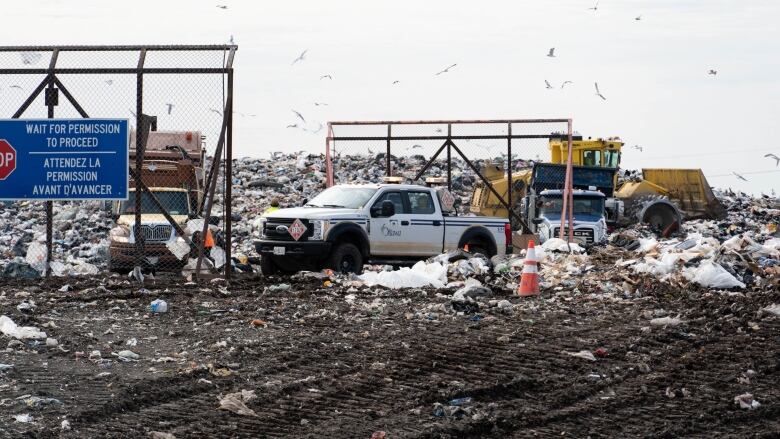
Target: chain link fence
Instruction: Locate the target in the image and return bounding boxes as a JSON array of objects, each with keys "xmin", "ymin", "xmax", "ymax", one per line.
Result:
[
  {"xmin": 325, "ymin": 119, "xmax": 572, "ymax": 232},
  {"xmin": 0, "ymin": 45, "xmax": 235, "ymax": 281}
]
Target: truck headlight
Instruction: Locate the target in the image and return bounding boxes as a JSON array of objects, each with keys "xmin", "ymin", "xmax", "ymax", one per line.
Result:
[
  {"xmin": 257, "ymin": 217, "xmax": 267, "ymax": 238},
  {"xmin": 310, "ymin": 220, "xmax": 328, "ymax": 241},
  {"xmin": 109, "ymin": 225, "xmax": 131, "ymax": 243}
]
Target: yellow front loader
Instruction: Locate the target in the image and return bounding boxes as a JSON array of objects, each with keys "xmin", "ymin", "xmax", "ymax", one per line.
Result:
[{"xmin": 471, "ymin": 136, "xmax": 726, "ymax": 232}]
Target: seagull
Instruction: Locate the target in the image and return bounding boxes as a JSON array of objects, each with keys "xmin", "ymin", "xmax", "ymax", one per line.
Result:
[
  {"xmin": 291, "ymin": 50, "xmax": 308, "ymax": 65},
  {"xmin": 292, "ymin": 109, "xmax": 306, "ymax": 123},
  {"xmin": 560, "ymin": 80, "xmax": 573, "ymax": 89},
  {"xmin": 286, "ymin": 124, "xmax": 299, "ymax": 129},
  {"xmin": 20, "ymin": 52, "xmax": 42, "ymax": 65},
  {"xmin": 209, "ymin": 108, "xmax": 223, "ymax": 116},
  {"xmin": 545, "ymin": 80, "xmax": 554, "ymax": 89},
  {"xmin": 392, "ymin": 80, "xmax": 400, "ymax": 85},
  {"xmin": 229, "ymin": 35, "xmax": 235, "ymax": 45},
  {"xmin": 631, "ymin": 145, "xmax": 643, "ymax": 152},
  {"xmin": 547, "ymin": 48, "xmax": 555, "ymax": 58},
  {"xmin": 104, "ymin": 79, "xmax": 114, "ymax": 86},
  {"xmin": 588, "ymin": 0, "xmax": 599, "ymax": 11},
  {"xmin": 165, "ymin": 103, "xmax": 174, "ymax": 115},
  {"xmin": 733, "ymin": 172, "xmax": 748, "ymax": 181},
  {"xmin": 314, "ymin": 102, "xmax": 328, "ymax": 106},
  {"xmin": 216, "ymin": 5, "xmax": 228, "ymax": 9},
  {"xmin": 708, "ymin": 69, "xmax": 717, "ymax": 75},
  {"xmin": 320, "ymin": 74, "xmax": 332, "ymax": 80},
  {"xmin": 635, "ymin": 15, "xmax": 643, "ymax": 21},
  {"xmin": 594, "ymin": 82, "xmax": 606, "ymax": 100},
  {"xmin": 764, "ymin": 153, "xmax": 780, "ymax": 166},
  {"xmin": 435, "ymin": 63, "xmax": 457, "ymax": 76},
  {"xmin": 10, "ymin": 85, "xmax": 23, "ymax": 90}
]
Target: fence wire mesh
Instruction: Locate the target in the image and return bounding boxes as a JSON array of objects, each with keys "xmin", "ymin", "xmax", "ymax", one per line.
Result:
[
  {"xmin": 0, "ymin": 46, "xmax": 235, "ymax": 280},
  {"xmin": 326, "ymin": 120, "xmax": 571, "ymax": 231}
]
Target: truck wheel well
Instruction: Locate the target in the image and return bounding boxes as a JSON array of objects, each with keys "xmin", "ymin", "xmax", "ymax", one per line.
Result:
[
  {"xmin": 458, "ymin": 229, "xmax": 497, "ymax": 257},
  {"xmin": 330, "ymin": 230, "xmax": 369, "ymax": 257}
]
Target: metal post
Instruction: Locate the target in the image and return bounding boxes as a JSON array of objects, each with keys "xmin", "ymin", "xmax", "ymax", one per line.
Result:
[
  {"xmin": 567, "ymin": 119, "xmax": 574, "ymax": 243},
  {"xmin": 224, "ymin": 68, "xmax": 233, "ymax": 280},
  {"xmin": 447, "ymin": 124, "xmax": 452, "ymax": 190},
  {"xmin": 134, "ymin": 49, "xmax": 146, "ymax": 267},
  {"xmin": 506, "ymin": 122, "xmax": 513, "ymax": 232},
  {"xmin": 386, "ymin": 124, "xmax": 392, "ymax": 177},
  {"xmin": 560, "ymin": 119, "xmax": 574, "ymax": 242},
  {"xmin": 44, "ymin": 49, "xmax": 59, "ymax": 279},
  {"xmin": 325, "ymin": 123, "xmax": 333, "ymax": 187}
]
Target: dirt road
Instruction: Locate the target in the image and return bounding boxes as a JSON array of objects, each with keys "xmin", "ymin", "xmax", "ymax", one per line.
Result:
[{"xmin": 1, "ymin": 274, "xmax": 778, "ymax": 438}]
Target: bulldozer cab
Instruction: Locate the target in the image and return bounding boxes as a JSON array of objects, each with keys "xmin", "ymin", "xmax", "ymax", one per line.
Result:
[{"xmin": 549, "ymin": 137, "xmax": 623, "ymax": 169}]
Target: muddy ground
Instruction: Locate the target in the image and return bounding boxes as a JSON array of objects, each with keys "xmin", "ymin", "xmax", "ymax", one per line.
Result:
[{"xmin": 1, "ymin": 266, "xmax": 779, "ymax": 438}]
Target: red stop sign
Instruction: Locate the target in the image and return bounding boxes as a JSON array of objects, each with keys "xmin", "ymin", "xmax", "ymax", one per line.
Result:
[{"xmin": 0, "ymin": 139, "xmax": 16, "ymax": 180}]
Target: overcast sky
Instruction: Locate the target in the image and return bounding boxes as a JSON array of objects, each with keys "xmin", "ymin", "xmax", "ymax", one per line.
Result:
[{"xmin": 2, "ymin": 0, "xmax": 779, "ymax": 194}]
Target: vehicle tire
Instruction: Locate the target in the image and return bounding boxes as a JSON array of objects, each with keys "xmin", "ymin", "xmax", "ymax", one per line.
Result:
[
  {"xmin": 259, "ymin": 255, "xmax": 278, "ymax": 276},
  {"xmin": 326, "ymin": 243, "xmax": 363, "ymax": 274}
]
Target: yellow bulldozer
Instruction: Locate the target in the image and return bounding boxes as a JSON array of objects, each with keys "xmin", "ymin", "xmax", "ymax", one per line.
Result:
[{"xmin": 471, "ymin": 136, "xmax": 726, "ymax": 234}]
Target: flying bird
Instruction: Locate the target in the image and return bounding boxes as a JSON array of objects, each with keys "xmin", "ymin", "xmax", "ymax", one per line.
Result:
[
  {"xmin": 588, "ymin": 0, "xmax": 599, "ymax": 11},
  {"xmin": 286, "ymin": 124, "xmax": 299, "ymax": 129},
  {"xmin": 320, "ymin": 74, "xmax": 332, "ymax": 80},
  {"xmin": 216, "ymin": 5, "xmax": 228, "ymax": 9},
  {"xmin": 165, "ymin": 103, "xmax": 174, "ymax": 115},
  {"xmin": 20, "ymin": 52, "xmax": 42, "ymax": 65},
  {"xmin": 209, "ymin": 108, "xmax": 223, "ymax": 116},
  {"xmin": 561, "ymin": 80, "xmax": 573, "ymax": 89},
  {"xmin": 291, "ymin": 50, "xmax": 308, "ymax": 65},
  {"xmin": 292, "ymin": 109, "xmax": 306, "ymax": 123},
  {"xmin": 635, "ymin": 15, "xmax": 643, "ymax": 21},
  {"xmin": 594, "ymin": 82, "xmax": 606, "ymax": 100},
  {"xmin": 545, "ymin": 80, "xmax": 554, "ymax": 89},
  {"xmin": 10, "ymin": 85, "xmax": 23, "ymax": 90},
  {"xmin": 547, "ymin": 48, "xmax": 555, "ymax": 58},
  {"xmin": 104, "ymin": 79, "xmax": 114, "ymax": 86},
  {"xmin": 733, "ymin": 172, "xmax": 748, "ymax": 181},
  {"xmin": 314, "ymin": 102, "xmax": 328, "ymax": 106},
  {"xmin": 392, "ymin": 80, "xmax": 400, "ymax": 85},
  {"xmin": 764, "ymin": 153, "xmax": 779, "ymax": 166},
  {"xmin": 631, "ymin": 145, "xmax": 643, "ymax": 152},
  {"xmin": 708, "ymin": 69, "xmax": 717, "ymax": 75},
  {"xmin": 435, "ymin": 63, "xmax": 457, "ymax": 76}
]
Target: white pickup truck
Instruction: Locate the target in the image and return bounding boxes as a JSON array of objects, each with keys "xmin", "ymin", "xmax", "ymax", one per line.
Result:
[{"xmin": 254, "ymin": 184, "xmax": 511, "ymax": 274}]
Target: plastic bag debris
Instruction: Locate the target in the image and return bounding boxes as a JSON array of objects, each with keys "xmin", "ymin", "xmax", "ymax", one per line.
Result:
[
  {"xmin": 566, "ymin": 350, "xmax": 597, "ymax": 361},
  {"xmin": 25, "ymin": 241, "xmax": 47, "ymax": 272},
  {"xmin": 650, "ymin": 316, "xmax": 684, "ymax": 326},
  {"xmin": 166, "ymin": 237, "xmax": 191, "ymax": 261},
  {"xmin": 683, "ymin": 261, "xmax": 746, "ymax": 289},
  {"xmin": 150, "ymin": 299, "xmax": 168, "ymax": 313},
  {"xmin": 218, "ymin": 390, "xmax": 259, "ymax": 417},
  {"xmin": 359, "ymin": 261, "xmax": 447, "ymax": 289},
  {"xmin": 541, "ymin": 238, "xmax": 584, "ymax": 253},
  {"xmin": 734, "ymin": 393, "xmax": 761, "ymax": 410},
  {"xmin": 762, "ymin": 304, "xmax": 780, "ymax": 317},
  {"xmin": 13, "ymin": 413, "xmax": 33, "ymax": 423},
  {"xmin": 0, "ymin": 315, "xmax": 47, "ymax": 339}
]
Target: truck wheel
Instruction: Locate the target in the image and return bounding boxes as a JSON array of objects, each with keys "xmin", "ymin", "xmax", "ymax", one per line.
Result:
[
  {"xmin": 326, "ymin": 243, "xmax": 363, "ymax": 274},
  {"xmin": 260, "ymin": 255, "xmax": 278, "ymax": 276}
]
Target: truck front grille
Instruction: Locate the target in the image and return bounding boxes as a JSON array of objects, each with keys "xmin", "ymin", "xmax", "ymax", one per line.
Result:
[
  {"xmin": 263, "ymin": 218, "xmax": 312, "ymax": 242},
  {"xmin": 136, "ymin": 224, "xmax": 173, "ymax": 242},
  {"xmin": 552, "ymin": 227, "xmax": 595, "ymax": 245}
]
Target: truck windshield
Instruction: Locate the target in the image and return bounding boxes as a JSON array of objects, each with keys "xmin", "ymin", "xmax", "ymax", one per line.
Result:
[
  {"xmin": 120, "ymin": 191, "xmax": 190, "ymax": 215},
  {"xmin": 539, "ymin": 196, "xmax": 604, "ymax": 217},
  {"xmin": 306, "ymin": 187, "xmax": 378, "ymax": 209}
]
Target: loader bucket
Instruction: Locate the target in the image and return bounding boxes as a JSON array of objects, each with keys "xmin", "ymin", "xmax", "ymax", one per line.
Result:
[{"xmin": 641, "ymin": 169, "xmax": 726, "ymax": 220}]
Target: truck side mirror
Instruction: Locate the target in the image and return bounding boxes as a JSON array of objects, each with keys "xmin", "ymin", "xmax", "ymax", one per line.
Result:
[
  {"xmin": 381, "ymin": 200, "xmax": 395, "ymax": 217},
  {"xmin": 532, "ymin": 218, "xmax": 544, "ymax": 225}
]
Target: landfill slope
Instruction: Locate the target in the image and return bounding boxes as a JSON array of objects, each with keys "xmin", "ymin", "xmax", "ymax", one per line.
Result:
[{"xmin": 1, "ymin": 268, "xmax": 778, "ymax": 438}]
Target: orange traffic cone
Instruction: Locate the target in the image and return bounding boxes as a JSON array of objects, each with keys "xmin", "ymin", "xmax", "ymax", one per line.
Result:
[{"xmin": 518, "ymin": 240, "xmax": 540, "ymax": 296}]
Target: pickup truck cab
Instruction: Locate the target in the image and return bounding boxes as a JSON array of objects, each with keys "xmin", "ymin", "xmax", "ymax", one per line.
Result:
[
  {"xmin": 530, "ymin": 189, "xmax": 607, "ymax": 246},
  {"xmin": 254, "ymin": 184, "xmax": 511, "ymax": 274}
]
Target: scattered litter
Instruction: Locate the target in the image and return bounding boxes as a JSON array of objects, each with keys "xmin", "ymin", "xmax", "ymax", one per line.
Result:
[
  {"xmin": 218, "ymin": 390, "xmax": 259, "ymax": 417},
  {"xmin": 0, "ymin": 315, "xmax": 47, "ymax": 340},
  {"xmin": 567, "ymin": 350, "xmax": 597, "ymax": 361},
  {"xmin": 650, "ymin": 316, "xmax": 684, "ymax": 327},
  {"xmin": 150, "ymin": 299, "xmax": 168, "ymax": 313},
  {"xmin": 734, "ymin": 393, "xmax": 761, "ymax": 410}
]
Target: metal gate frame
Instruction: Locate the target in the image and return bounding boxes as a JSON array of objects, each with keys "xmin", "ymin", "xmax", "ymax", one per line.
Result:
[
  {"xmin": 325, "ymin": 119, "xmax": 573, "ymax": 234},
  {"xmin": 0, "ymin": 45, "xmax": 236, "ymax": 280}
]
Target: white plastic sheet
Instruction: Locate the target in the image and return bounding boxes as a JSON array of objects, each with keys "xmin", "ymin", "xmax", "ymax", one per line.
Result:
[
  {"xmin": 166, "ymin": 237, "xmax": 191, "ymax": 261},
  {"xmin": 211, "ymin": 247, "xmax": 226, "ymax": 269},
  {"xmin": 0, "ymin": 315, "xmax": 47, "ymax": 340},
  {"xmin": 541, "ymin": 238, "xmax": 584, "ymax": 254},
  {"xmin": 359, "ymin": 261, "xmax": 447, "ymax": 289},
  {"xmin": 683, "ymin": 261, "xmax": 746, "ymax": 289},
  {"xmin": 25, "ymin": 241, "xmax": 47, "ymax": 273}
]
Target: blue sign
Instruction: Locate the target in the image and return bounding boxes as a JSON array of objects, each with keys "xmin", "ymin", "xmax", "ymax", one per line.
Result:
[{"xmin": 0, "ymin": 119, "xmax": 129, "ymax": 200}]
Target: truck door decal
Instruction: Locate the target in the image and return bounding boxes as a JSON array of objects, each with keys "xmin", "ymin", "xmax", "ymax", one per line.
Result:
[{"xmin": 381, "ymin": 223, "xmax": 402, "ymax": 237}]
